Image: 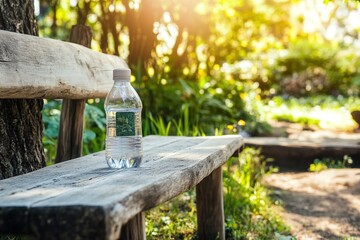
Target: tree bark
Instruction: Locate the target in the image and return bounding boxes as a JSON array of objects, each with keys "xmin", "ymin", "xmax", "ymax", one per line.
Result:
[{"xmin": 0, "ymin": 0, "xmax": 46, "ymax": 179}]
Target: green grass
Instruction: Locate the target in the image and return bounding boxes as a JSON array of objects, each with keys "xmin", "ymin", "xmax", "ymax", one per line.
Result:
[
  {"xmin": 264, "ymin": 96, "xmax": 360, "ymax": 131},
  {"xmin": 223, "ymin": 148, "xmax": 291, "ymax": 239},
  {"xmin": 146, "ymin": 191, "xmax": 197, "ymax": 239}
]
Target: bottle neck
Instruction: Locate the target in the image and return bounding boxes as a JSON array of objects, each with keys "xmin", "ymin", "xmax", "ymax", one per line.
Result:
[{"xmin": 114, "ymin": 80, "xmax": 131, "ymax": 86}]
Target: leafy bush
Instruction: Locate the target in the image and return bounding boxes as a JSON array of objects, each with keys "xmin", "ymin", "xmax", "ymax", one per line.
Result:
[
  {"xmin": 83, "ymin": 102, "xmax": 106, "ymax": 155},
  {"xmin": 42, "ymin": 99, "xmax": 107, "ymax": 164},
  {"xmin": 270, "ymin": 39, "xmax": 360, "ymax": 97},
  {"xmin": 42, "ymin": 100, "xmax": 61, "ymax": 164},
  {"xmin": 309, "ymin": 155, "xmax": 353, "ymax": 172}
]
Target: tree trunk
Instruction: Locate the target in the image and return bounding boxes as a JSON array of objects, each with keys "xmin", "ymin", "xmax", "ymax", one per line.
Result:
[
  {"xmin": 124, "ymin": 0, "xmax": 160, "ymax": 69},
  {"xmin": 0, "ymin": 0, "xmax": 46, "ymax": 179}
]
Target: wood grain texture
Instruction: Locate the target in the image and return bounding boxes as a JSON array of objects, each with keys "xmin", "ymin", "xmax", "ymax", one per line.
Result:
[
  {"xmin": 0, "ymin": 29, "xmax": 127, "ymax": 99},
  {"xmin": 55, "ymin": 99, "xmax": 85, "ymax": 162},
  {"xmin": 55, "ymin": 25, "xmax": 91, "ymax": 163},
  {"xmin": 196, "ymin": 167, "xmax": 224, "ymax": 240},
  {"xmin": 120, "ymin": 212, "xmax": 145, "ymax": 240},
  {"xmin": 0, "ymin": 135, "xmax": 243, "ymax": 239}
]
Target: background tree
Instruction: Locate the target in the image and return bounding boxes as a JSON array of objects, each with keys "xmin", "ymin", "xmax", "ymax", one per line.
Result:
[{"xmin": 0, "ymin": 0, "xmax": 46, "ymax": 179}]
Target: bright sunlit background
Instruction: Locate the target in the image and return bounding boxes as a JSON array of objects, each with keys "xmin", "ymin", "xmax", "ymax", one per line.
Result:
[{"xmin": 38, "ymin": 0, "xmax": 360, "ymax": 142}]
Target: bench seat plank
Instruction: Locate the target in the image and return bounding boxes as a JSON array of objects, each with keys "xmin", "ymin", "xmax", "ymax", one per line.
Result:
[{"xmin": 0, "ymin": 135, "xmax": 243, "ymax": 239}]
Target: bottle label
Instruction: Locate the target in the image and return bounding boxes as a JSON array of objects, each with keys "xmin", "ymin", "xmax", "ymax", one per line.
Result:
[{"xmin": 116, "ymin": 112, "xmax": 135, "ymax": 136}]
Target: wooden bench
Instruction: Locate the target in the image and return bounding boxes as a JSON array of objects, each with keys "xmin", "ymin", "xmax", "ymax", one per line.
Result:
[
  {"xmin": 0, "ymin": 135, "xmax": 243, "ymax": 239},
  {"xmin": 0, "ymin": 28, "xmax": 244, "ymax": 239}
]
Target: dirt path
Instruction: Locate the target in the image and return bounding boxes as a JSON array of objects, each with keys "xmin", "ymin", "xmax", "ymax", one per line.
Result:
[{"xmin": 263, "ymin": 169, "xmax": 360, "ymax": 239}]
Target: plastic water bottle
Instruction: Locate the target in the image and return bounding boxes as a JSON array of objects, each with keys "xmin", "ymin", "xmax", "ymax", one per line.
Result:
[{"xmin": 104, "ymin": 68, "xmax": 143, "ymax": 168}]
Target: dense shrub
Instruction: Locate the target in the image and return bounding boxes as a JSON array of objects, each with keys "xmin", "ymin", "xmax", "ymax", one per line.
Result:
[{"xmin": 269, "ymin": 39, "xmax": 360, "ymax": 97}]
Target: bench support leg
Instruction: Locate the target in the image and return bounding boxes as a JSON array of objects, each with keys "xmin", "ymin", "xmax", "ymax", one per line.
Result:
[
  {"xmin": 55, "ymin": 99, "xmax": 85, "ymax": 163},
  {"xmin": 120, "ymin": 212, "xmax": 145, "ymax": 240},
  {"xmin": 196, "ymin": 166, "xmax": 225, "ymax": 240}
]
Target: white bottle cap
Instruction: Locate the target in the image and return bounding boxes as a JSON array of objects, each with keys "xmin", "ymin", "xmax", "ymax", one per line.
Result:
[{"xmin": 113, "ymin": 68, "xmax": 131, "ymax": 81}]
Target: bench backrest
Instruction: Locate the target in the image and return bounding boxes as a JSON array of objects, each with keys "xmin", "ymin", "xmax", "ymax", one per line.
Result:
[
  {"xmin": 0, "ymin": 26, "xmax": 127, "ymax": 163},
  {"xmin": 0, "ymin": 29, "xmax": 127, "ymax": 99}
]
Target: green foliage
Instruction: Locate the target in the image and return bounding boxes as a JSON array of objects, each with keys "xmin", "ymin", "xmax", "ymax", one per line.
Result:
[
  {"xmin": 146, "ymin": 191, "xmax": 197, "ymax": 239},
  {"xmin": 223, "ymin": 148, "xmax": 290, "ymax": 239},
  {"xmin": 37, "ymin": 0, "xmax": 300, "ymax": 138},
  {"xmin": 38, "ymin": 0, "xmax": 360, "ymax": 141},
  {"xmin": 264, "ymin": 95, "xmax": 360, "ymax": 131},
  {"xmin": 309, "ymin": 155, "xmax": 353, "ymax": 172},
  {"xmin": 136, "ymin": 68, "xmax": 272, "ymax": 136},
  {"xmin": 42, "ymin": 100, "xmax": 61, "ymax": 164},
  {"xmin": 270, "ymin": 38, "xmax": 360, "ymax": 96},
  {"xmin": 143, "ymin": 114, "xmax": 172, "ymax": 136},
  {"xmin": 42, "ymin": 99, "xmax": 106, "ymax": 164},
  {"xmin": 83, "ymin": 102, "xmax": 106, "ymax": 155}
]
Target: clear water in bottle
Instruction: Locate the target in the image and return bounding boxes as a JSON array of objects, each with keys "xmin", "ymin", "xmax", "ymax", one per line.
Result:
[
  {"xmin": 104, "ymin": 68, "xmax": 143, "ymax": 168},
  {"xmin": 105, "ymin": 108, "xmax": 142, "ymax": 168}
]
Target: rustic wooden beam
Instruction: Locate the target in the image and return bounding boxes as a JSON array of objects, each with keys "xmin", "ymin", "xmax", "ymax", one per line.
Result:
[
  {"xmin": 196, "ymin": 166, "xmax": 225, "ymax": 240},
  {"xmin": 0, "ymin": 29, "xmax": 127, "ymax": 99},
  {"xmin": 55, "ymin": 25, "xmax": 91, "ymax": 163},
  {"xmin": 120, "ymin": 212, "xmax": 145, "ymax": 240}
]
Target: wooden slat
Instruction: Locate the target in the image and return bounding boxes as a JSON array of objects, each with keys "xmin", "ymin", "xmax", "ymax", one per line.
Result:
[
  {"xmin": 0, "ymin": 135, "xmax": 243, "ymax": 239},
  {"xmin": 0, "ymin": 29, "xmax": 127, "ymax": 99}
]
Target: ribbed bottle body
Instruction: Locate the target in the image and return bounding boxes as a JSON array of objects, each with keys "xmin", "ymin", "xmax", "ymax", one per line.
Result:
[
  {"xmin": 104, "ymin": 70, "xmax": 143, "ymax": 169},
  {"xmin": 105, "ymin": 108, "xmax": 142, "ymax": 168}
]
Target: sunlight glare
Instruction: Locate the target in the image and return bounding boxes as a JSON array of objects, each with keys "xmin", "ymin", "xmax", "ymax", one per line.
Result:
[
  {"xmin": 70, "ymin": 0, "xmax": 77, "ymax": 7},
  {"xmin": 34, "ymin": 0, "xmax": 40, "ymax": 16},
  {"xmin": 129, "ymin": 0, "xmax": 140, "ymax": 10},
  {"xmin": 153, "ymin": 12, "xmax": 179, "ymax": 57},
  {"xmin": 109, "ymin": 4, "xmax": 115, "ymax": 12},
  {"xmin": 117, "ymin": 3, "xmax": 126, "ymax": 13},
  {"xmin": 163, "ymin": 11, "xmax": 171, "ymax": 23},
  {"xmin": 195, "ymin": 2, "xmax": 207, "ymax": 15}
]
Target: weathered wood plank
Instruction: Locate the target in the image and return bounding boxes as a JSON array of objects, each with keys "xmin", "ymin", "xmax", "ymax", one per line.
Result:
[
  {"xmin": 0, "ymin": 136, "xmax": 183, "ymax": 198},
  {"xmin": 196, "ymin": 167, "xmax": 225, "ymax": 240},
  {"xmin": 56, "ymin": 25, "xmax": 91, "ymax": 163},
  {"xmin": 120, "ymin": 213, "xmax": 145, "ymax": 240},
  {"xmin": 0, "ymin": 29, "xmax": 127, "ymax": 99},
  {"xmin": 56, "ymin": 98, "xmax": 85, "ymax": 162},
  {"xmin": 0, "ymin": 135, "xmax": 243, "ymax": 239}
]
